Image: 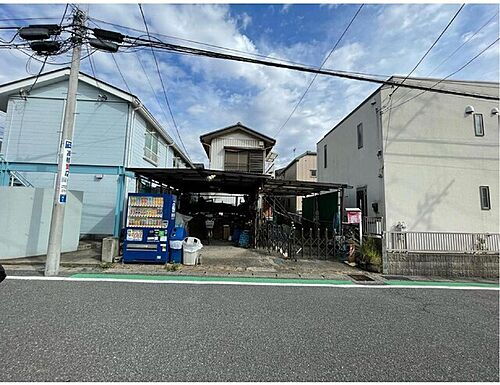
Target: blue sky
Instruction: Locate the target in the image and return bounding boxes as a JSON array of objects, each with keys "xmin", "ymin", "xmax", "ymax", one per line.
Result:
[{"xmin": 0, "ymin": 3, "xmax": 498, "ymax": 167}]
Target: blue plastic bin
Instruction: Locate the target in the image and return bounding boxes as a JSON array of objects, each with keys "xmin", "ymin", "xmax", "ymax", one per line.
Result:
[{"xmin": 169, "ymin": 227, "xmax": 187, "ymax": 263}]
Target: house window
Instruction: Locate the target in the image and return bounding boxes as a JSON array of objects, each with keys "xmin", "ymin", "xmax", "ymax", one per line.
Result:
[
  {"xmin": 473, "ymin": 113, "xmax": 484, "ymax": 137},
  {"xmin": 144, "ymin": 129, "xmax": 159, "ymax": 165},
  {"xmin": 323, "ymin": 144, "xmax": 327, "ymax": 168},
  {"xmin": 357, "ymin": 123, "xmax": 363, "ymax": 149},
  {"xmin": 310, "ymin": 169, "xmax": 317, "ymax": 177},
  {"xmin": 224, "ymin": 150, "xmax": 263, "ymax": 173},
  {"xmin": 479, "ymin": 186, "xmax": 490, "ymax": 210}
]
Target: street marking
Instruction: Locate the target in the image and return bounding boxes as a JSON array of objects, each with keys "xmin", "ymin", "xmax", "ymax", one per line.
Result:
[{"xmin": 4, "ymin": 274, "xmax": 499, "ymax": 290}]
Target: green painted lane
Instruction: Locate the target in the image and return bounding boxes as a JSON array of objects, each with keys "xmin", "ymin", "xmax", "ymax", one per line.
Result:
[
  {"xmin": 70, "ymin": 273, "xmax": 354, "ymax": 285},
  {"xmin": 69, "ymin": 273, "xmax": 499, "ymax": 288}
]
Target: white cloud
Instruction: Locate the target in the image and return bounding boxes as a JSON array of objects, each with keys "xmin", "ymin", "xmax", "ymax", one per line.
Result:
[{"xmin": 0, "ymin": 3, "xmax": 498, "ymax": 167}]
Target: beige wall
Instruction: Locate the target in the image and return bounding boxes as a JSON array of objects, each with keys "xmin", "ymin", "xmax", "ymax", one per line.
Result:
[
  {"xmin": 380, "ymin": 82, "xmax": 499, "ymax": 232},
  {"xmin": 280, "ymin": 153, "xmax": 317, "ymax": 213},
  {"xmin": 317, "ymin": 91, "xmax": 384, "ymax": 218},
  {"xmin": 318, "ymin": 79, "xmax": 499, "ymax": 234}
]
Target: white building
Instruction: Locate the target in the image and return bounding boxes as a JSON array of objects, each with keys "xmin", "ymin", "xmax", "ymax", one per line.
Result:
[
  {"xmin": 317, "ymin": 76, "xmax": 499, "ymax": 234},
  {"xmin": 200, "ymin": 122, "xmax": 276, "ymax": 173},
  {"xmin": 199, "ymin": 122, "xmax": 276, "ymax": 204}
]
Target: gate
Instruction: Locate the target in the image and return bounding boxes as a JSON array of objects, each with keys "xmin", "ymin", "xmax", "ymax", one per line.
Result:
[{"xmin": 256, "ymin": 222, "xmax": 337, "ymax": 260}]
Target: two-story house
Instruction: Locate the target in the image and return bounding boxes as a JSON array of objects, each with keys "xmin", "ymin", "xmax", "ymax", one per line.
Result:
[
  {"xmin": 199, "ymin": 122, "xmax": 276, "ymax": 204},
  {"xmin": 275, "ymin": 151, "xmax": 317, "ymax": 214},
  {"xmin": 317, "ymin": 76, "xmax": 499, "ymax": 234},
  {"xmin": 0, "ymin": 68, "xmax": 192, "ymax": 236}
]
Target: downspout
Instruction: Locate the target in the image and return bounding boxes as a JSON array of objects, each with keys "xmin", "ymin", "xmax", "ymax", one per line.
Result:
[{"xmin": 376, "ymin": 96, "xmax": 388, "ymax": 272}]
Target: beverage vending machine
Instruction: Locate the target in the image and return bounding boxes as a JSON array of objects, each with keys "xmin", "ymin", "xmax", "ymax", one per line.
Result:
[{"xmin": 123, "ymin": 193, "xmax": 177, "ymax": 263}]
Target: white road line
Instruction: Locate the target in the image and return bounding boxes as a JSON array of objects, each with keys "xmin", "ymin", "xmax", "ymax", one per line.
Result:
[{"xmin": 4, "ymin": 275, "xmax": 499, "ymax": 290}]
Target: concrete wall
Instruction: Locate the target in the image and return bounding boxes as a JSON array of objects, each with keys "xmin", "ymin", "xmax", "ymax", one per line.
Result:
[
  {"xmin": 0, "ymin": 187, "xmax": 83, "ymax": 259},
  {"xmin": 385, "ymin": 252, "xmax": 499, "ymax": 278},
  {"xmin": 208, "ymin": 130, "xmax": 265, "ymax": 171},
  {"xmin": 380, "ymin": 82, "xmax": 499, "ymax": 233},
  {"xmin": 317, "ymin": 92, "xmax": 384, "ymax": 218}
]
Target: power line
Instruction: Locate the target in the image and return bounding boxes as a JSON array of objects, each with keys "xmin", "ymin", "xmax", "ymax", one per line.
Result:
[
  {"xmin": 428, "ymin": 10, "xmax": 498, "ymax": 77},
  {"xmin": 124, "ymin": 34, "xmax": 498, "ymax": 101},
  {"xmin": 85, "ymin": 16, "xmax": 132, "ymax": 94},
  {"xmin": 87, "ymin": 15, "xmax": 392, "ymax": 80},
  {"xmin": 137, "ymin": 4, "xmax": 190, "ymax": 159},
  {"xmin": 386, "ymin": 3, "xmax": 465, "ymax": 100},
  {"xmin": 388, "ymin": 9, "xmax": 499, "ymax": 108},
  {"xmin": 26, "ymin": 5, "xmax": 70, "ymax": 93},
  {"xmin": 383, "ymin": 37, "xmax": 499, "ymax": 112},
  {"xmin": 0, "ymin": 17, "xmax": 60, "ymax": 22},
  {"xmin": 275, "ymin": 4, "xmax": 364, "ymax": 137}
]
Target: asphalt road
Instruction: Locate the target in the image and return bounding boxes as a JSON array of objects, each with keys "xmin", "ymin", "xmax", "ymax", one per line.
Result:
[{"xmin": 0, "ymin": 279, "xmax": 498, "ymax": 382}]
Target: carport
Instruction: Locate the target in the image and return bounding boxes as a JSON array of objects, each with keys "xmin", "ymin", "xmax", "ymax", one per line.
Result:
[{"xmin": 126, "ymin": 167, "xmax": 350, "ymax": 259}]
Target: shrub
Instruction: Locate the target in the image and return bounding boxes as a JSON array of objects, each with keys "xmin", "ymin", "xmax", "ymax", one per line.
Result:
[{"xmin": 359, "ymin": 237, "xmax": 382, "ymax": 266}]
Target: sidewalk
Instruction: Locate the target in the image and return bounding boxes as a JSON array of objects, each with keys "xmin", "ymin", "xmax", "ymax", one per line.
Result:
[{"xmin": 2, "ymin": 241, "xmax": 498, "ymax": 285}]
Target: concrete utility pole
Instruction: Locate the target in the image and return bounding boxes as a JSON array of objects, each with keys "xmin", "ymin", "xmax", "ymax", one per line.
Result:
[{"xmin": 45, "ymin": 9, "xmax": 86, "ymax": 276}]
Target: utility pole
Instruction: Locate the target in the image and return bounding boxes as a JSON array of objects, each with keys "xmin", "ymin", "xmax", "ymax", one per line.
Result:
[{"xmin": 45, "ymin": 9, "xmax": 86, "ymax": 276}]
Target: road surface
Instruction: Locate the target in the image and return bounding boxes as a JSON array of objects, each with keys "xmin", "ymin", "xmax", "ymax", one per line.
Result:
[{"xmin": 0, "ymin": 277, "xmax": 498, "ymax": 381}]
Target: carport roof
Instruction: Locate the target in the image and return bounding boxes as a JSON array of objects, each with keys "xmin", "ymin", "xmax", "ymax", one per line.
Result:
[{"xmin": 128, "ymin": 168, "xmax": 350, "ymax": 196}]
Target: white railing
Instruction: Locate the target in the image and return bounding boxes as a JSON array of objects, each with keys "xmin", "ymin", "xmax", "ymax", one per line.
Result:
[
  {"xmin": 385, "ymin": 231, "xmax": 500, "ymax": 254},
  {"xmin": 363, "ymin": 216, "xmax": 383, "ymax": 236}
]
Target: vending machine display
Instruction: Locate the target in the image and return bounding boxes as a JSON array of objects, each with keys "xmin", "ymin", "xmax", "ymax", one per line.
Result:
[{"xmin": 123, "ymin": 193, "xmax": 177, "ymax": 263}]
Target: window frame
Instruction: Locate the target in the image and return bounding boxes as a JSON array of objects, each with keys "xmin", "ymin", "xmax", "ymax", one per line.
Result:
[
  {"xmin": 479, "ymin": 186, "xmax": 491, "ymax": 210},
  {"xmin": 357, "ymin": 122, "xmax": 363, "ymax": 149},
  {"xmin": 323, "ymin": 144, "xmax": 327, "ymax": 168},
  {"xmin": 144, "ymin": 128, "xmax": 159, "ymax": 165},
  {"xmin": 310, "ymin": 169, "xmax": 317, "ymax": 177},
  {"xmin": 473, "ymin": 113, "xmax": 484, "ymax": 137}
]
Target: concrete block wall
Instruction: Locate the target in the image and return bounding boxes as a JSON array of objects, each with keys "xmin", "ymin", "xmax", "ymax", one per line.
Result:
[{"xmin": 384, "ymin": 252, "xmax": 499, "ymax": 279}]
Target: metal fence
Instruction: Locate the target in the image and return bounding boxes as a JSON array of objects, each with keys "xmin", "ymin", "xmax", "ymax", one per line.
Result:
[
  {"xmin": 385, "ymin": 231, "xmax": 500, "ymax": 254},
  {"xmin": 256, "ymin": 222, "xmax": 337, "ymax": 260},
  {"xmin": 363, "ymin": 216, "xmax": 383, "ymax": 237}
]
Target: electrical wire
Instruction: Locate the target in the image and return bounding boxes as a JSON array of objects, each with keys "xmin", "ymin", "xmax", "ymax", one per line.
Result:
[
  {"xmin": 383, "ymin": 37, "xmax": 499, "ymax": 112},
  {"xmin": 27, "ymin": 55, "xmax": 48, "ymax": 93},
  {"xmin": 120, "ymin": 34, "xmax": 498, "ymax": 101},
  {"xmin": 387, "ymin": 9, "xmax": 499, "ymax": 109},
  {"xmin": 138, "ymin": 3, "xmax": 191, "ymax": 160},
  {"xmin": 386, "ymin": 3, "xmax": 465, "ymax": 101},
  {"xmin": 275, "ymin": 4, "xmax": 364, "ymax": 137},
  {"xmin": 0, "ymin": 17, "xmax": 61, "ymax": 22},
  {"xmin": 428, "ymin": 10, "xmax": 498, "ymax": 77},
  {"xmin": 85, "ymin": 16, "xmax": 132, "ymax": 94},
  {"xmin": 86, "ymin": 15, "xmax": 392, "ymax": 80}
]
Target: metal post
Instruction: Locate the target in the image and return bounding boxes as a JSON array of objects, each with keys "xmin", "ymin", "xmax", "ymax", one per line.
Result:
[{"xmin": 45, "ymin": 9, "xmax": 86, "ymax": 276}]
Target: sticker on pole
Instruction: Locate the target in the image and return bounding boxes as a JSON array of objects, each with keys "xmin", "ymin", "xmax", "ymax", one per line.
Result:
[{"xmin": 58, "ymin": 140, "xmax": 72, "ymax": 204}]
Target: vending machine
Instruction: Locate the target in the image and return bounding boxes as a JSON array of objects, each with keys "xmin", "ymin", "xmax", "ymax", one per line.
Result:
[{"xmin": 123, "ymin": 193, "xmax": 177, "ymax": 263}]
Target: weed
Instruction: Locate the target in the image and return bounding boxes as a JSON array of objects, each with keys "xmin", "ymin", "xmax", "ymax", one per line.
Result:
[
  {"xmin": 99, "ymin": 262, "xmax": 113, "ymax": 269},
  {"xmin": 165, "ymin": 263, "xmax": 181, "ymax": 272}
]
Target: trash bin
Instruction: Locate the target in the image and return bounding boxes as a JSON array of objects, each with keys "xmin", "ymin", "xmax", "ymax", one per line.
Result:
[
  {"xmin": 183, "ymin": 237, "xmax": 203, "ymax": 265},
  {"xmin": 169, "ymin": 227, "xmax": 187, "ymax": 263}
]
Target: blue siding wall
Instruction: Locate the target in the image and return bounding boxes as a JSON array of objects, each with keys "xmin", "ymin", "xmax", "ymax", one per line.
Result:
[
  {"xmin": 129, "ymin": 113, "xmax": 152, "ymax": 168},
  {"xmin": 72, "ymin": 100, "xmax": 128, "ymax": 166},
  {"xmin": 67, "ymin": 173, "xmax": 118, "ymax": 234},
  {"xmin": 4, "ymin": 98, "xmax": 64, "ymax": 163}
]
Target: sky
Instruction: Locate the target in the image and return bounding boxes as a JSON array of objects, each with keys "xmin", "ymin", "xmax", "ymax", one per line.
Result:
[{"xmin": 0, "ymin": 3, "xmax": 498, "ymax": 167}]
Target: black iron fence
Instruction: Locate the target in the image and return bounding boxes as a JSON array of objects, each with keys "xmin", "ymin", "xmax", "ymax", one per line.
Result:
[{"xmin": 256, "ymin": 222, "xmax": 338, "ymax": 260}]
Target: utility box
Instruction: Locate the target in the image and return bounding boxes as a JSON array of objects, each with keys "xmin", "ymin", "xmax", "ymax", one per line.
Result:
[{"xmin": 102, "ymin": 237, "xmax": 119, "ymax": 263}]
